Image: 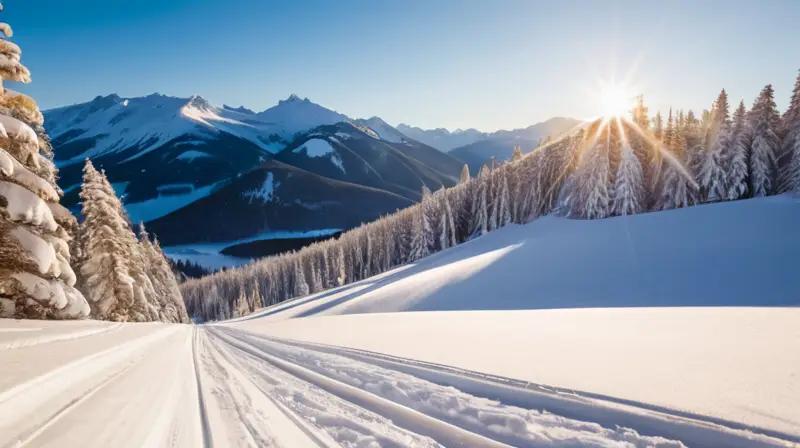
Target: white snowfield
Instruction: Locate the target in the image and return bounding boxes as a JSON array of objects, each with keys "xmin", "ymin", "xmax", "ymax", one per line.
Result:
[{"xmin": 1, "ymin": 196, "xmax": 799, "ymax": 447}]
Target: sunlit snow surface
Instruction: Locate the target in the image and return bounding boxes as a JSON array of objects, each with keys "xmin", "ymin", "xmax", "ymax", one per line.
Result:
[
  {"xmin": 1, "ymin": 197, "xmax": 798, "ymax": 447},
  {"xmin": 223, "ymin": 195, "xmax": 800, "ymax": 442}
]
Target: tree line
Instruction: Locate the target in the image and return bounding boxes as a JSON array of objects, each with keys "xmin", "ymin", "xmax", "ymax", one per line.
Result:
[{"xmin": 182, "ymin": 69, "xmax": 800, "ymax": 322}]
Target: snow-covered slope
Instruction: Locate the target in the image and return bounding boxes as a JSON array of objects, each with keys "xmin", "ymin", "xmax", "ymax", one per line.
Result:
[
  {"xmin": 223, "ymin": 195, "xmax": 800, "ymax": 443},
  {"xmin": 355, "ymin": 117, "xmax": 411, "ymax": 144},
  {"xmin": 45, "ymin": 93, "xmax": 351, "ymax": 167}
]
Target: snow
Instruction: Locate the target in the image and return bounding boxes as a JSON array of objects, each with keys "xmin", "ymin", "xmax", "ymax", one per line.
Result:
[
  {"xmin": 0, "ymin": 181, "xmax": 58, "ymax": 232},
  {"xmin": 355, "ymin": 117, "xmax": 407, "ymax": 143},
  {"xmin": 242, "ymin": 172, "xmax": 276, "ymax": 203},
  {"xmin": 175, "ymin": 150, "xmax": 213, "ymax": 161},
  {"xmin": 293, "ymin": 138, "xmax": 334, "ymax": 157},
  {"xmin": 0, "ymin": 148, "xmax": 59, "ymax": 202},
  {"xmin": 292, "ymin": 138, "xmax": 345, "ymax": 173},
  {"xmin": 219, "ymin": 195, "xmax": 800, "ymax": 444},
  {"xmin": 10, "ymin": 226, "xmax": 58, "ymax": 275},
  {"xmin": 2, "ymin": 197, "xmax": 797, "ymax": 446},
  {"xmin": 0, "ymin": 113, "xmax": 38, "ymax": 143},
  {"xmin": 123, "ymin": 182, "xmax": 221, "ymax": 223},
  {"xmin": 1, "ymin": 319, "xmax": 791, "ymax": 447}
]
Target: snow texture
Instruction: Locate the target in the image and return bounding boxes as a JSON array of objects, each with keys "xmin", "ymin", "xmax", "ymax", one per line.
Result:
[
  {"xmin": 9, "ymin": 322, "xmax": 789, "ymax": 447},
  {"xmin": 175, "ymin": 150, "xmax": 213, "ymax": 162},
  {"xmin": 243, "ymin": 172, "xmax": 276, "ymax": 203},
  {"xmin": 293, "ymin": 138, "xmax": 345, "ymax": 172},
  {"xmin": 0, "ymin": 181, "xmax": 57, "ymax": 232}
]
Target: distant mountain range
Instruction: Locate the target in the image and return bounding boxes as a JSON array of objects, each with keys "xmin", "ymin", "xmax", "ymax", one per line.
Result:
[
  {"xmin": 399, "ymin": 118, "xmax": 584, "ymax": 173},
  {"xmin": 44, "ymin": 92, "xmax": 580, "ymax": 264}
]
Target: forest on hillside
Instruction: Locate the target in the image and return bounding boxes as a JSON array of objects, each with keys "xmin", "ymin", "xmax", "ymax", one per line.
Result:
[{"xmin": 181, "ymin": 71, "xmax": 800, "ymax": 322}]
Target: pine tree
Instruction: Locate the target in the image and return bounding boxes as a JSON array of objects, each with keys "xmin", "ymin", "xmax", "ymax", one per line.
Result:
[
  {"xmin": 726, "ymin": 101, "xmax": 749, "ymax": 200},
  {"xmin": 748, "ymin": 84, "xmax": 781, "ymax": 197},
  {"xmin": 652, "ymin": 112, "xmax": 664, "ymax": 141},
  {"xmin": 470, "ymin": 169, "xmax": 489, "ymax": 237},
  {"xmin": 335, "ymin": 245, "xmax": 345, "ymax": 286},
  {"xmin": 293, "ymin": 259, "xmax": 309, "ymax": 297},
  {"xmin": 497, "ymin": 170, "xmax": 511, "ymax": 226},
  {"xmin": 511, "ymin": 146, "xmax": 522, "ymax": 162},
  {"xmin": 459, "ymin": 164, "xmax": 470, "ymax": 184},
  {"xmin": 77, "ymin": 161, "xmax": 137, "ymax": 320},
  {"xmin": 782, "ymin": 70, "xmax": 800, "ymax": 192},
  {"xmin": 696, "ymin": 90, "xmax": 730, "ymax": 202},
  {"xmin": 0, "ymin": 6, "xmax": 89, "ymax": 319},
  {"xmin": 409, "ymin": 188, "xmax": 434, "ymax": 261},
  {"xmin": 611, "ymin": 143, "xmax": 645, "ymax": 216},
  {"xmin": 656, "ymin": 125, "xmax": 695, "ymax": 211},
  {"xmin": 560, "ymin": 120, "xmax": 613, "ymax": 219},
  {"xmin": 438, "ymin": 193, "xmax": 456, "ymax": 250}
]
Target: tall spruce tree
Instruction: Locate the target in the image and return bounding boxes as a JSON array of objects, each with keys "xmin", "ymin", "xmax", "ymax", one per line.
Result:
[
  {"xmin": 726, "ymin": 101, "xmax": 750, "ymax": 200},
  {"xmin": 0, "ymin": 4, "xmax": 89, "ymax": 319},
  {"xmin": 77, "ymin": 161, "xmax": 137, "ymax": 320},
  {"xmin": 782, "ymin": 71, "xmax": 800, "ymax": 192},
  {"xmin": 748, "ymin": 84, "xmax": 781, "ymax": 197},
  {"xmin": 611, "ymin": 142, "xmax": 645, "ymax": 216},
  {"xmin": 459, "ymin": 164, "xmax": 470, "ymax": 184}
]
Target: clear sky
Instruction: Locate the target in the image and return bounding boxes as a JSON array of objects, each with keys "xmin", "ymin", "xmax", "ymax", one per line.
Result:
[{"xmin": 5, "ymin": 0, "xmax": 800, "ymax": 131}]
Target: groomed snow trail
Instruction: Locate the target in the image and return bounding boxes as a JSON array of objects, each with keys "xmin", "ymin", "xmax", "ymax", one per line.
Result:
[{"xmin": 0, "ymin": 319, "xmax": 795, "ymax": 448}]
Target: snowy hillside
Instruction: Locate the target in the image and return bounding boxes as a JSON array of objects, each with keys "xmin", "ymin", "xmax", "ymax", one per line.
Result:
[
  {"xmin": 2, "ymin": 197, "xmax": 797, "ymax": 448},
  {"xmin": 219, "ymin": 195, "xmax": 800, "ymax": 445}
]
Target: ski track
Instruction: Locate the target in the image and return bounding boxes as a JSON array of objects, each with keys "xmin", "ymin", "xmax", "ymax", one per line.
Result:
[
  {"xmin": 0, "ymin": 323, "xmax": 123, "ymax": 350},
  {"xmin": 1, "ymin": 322, "xmax": 795, "ymax": 448}
]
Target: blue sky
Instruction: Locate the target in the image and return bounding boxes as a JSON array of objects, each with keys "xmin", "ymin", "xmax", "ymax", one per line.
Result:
[{"xmin": 6, "ymin": 0, "xmax": 800, "ymax": 131}]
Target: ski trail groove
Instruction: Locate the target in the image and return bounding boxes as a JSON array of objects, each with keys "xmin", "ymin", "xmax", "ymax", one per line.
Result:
[
  {"xmin": 0, "ymin": 323, "xmax": 124, "ymax": 351},
  {"xmin": 215, "ymin": 327, "xmax": 794, "ymax": 448},
  {"xmin": 209, "ymin": 326, "xmax": 509, "ymax": 448},
  {"xmin": 191, "ymin": 327, "xmax": 214, "ymax": 448},
  {"xmin": 204, "ymin": 332, "xmax": 338, "ymax": 448}
]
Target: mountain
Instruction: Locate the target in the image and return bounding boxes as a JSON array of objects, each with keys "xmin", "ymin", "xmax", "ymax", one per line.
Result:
[
  {"xmin": 146, "ymin": 160, "xmax": 413, "ymax": 245},
  {"xmin": 449, "ymin": 117, "xmax": 584, "ymax": 173},
  {"xmin": 275, "ymin": 122, "xmax": 462, "ymax": 200},
  {"xmin": 44, "ymin": 93, "xmax": 462, "ymax": 256},
  {"xmin": 396, "ymin": 124, "xmax": 486, "ymax": 151}
]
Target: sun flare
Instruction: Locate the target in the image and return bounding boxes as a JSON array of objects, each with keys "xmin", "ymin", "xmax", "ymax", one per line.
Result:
[{"xmin": 599, "ymin": 83, "xmax": 633, "ymax": 117}]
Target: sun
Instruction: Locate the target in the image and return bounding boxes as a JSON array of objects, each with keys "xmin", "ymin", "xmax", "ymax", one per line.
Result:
[{"xmin": 598, "ymin": 82, "xmax": 633, "ymax": 117}]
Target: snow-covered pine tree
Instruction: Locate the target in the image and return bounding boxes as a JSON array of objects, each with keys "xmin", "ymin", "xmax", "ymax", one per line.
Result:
[
  {"xmin": 656, "ymin": 123, "xmax": 696, "ymax": 211},
  {"xmin": 77, "ymin": 161, "xmax": 137, "ymax": 320},
  {"xmin": 509, "ymin": 146, "xmax": 520, "ymax": 162},
  {"xmin": 781, "ymin": 71, "xmax": 800, "ymax": 192},
  {"xmin": 438, "ymin": 192, "xmax": 456, "ymax": 250},
  {"xmin": 469, "ymin": 168, "xmax": 489, "ymax": 237},
  {"xmin": 293, "ymin": 259, "xmax": 309, "ymax": 298},
  {"xmin": 652, "ymin": 112, "xmax": 664, "ymax": 141},
  {"xmin": 363, "ymin": 231, "xmax": 373, "ymax": 279},
  {"xmin": 335, "ymin": 245, "xmax": 345, "ymax": 286},
  {"xmin": 0, "ymin": 7, "xmax": 89, "ymax": 319},
  {"xmin": 748, "ymin": 84, "xmax": 781, "ymax": 197},
  {"xmin": 459, "ymin": 164, "xmax": 470, "ymax": 184},
  {"xmin": 149, "ymin": 236, "xmax": 188, "ymax": 322},
  {"xmin": 611, "ymin": 142, "xmax": 645, "ymax": 216},
  {"xmin": 409, "ymin": 189, "xmax": 434, "ymax": 261},
  {"xmin": 726, "ymin": 101, "xmax": 750, "ymax": 200},
  {"xmin": 497, "ymin": 170, "xmax": 511, "ymax": 226},
  {"xmin": 696, "ymin": 90, "xmax": 730, "ymax": 202},
  {"xmin": 559, "ymin": 120, "xmax": 614, "ymax": 219}
]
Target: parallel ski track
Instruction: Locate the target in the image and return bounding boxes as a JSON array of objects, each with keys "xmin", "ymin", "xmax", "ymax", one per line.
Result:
[{"xmin": 213, "ymin": 326, "xmax": 797, "ymax": 448}]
